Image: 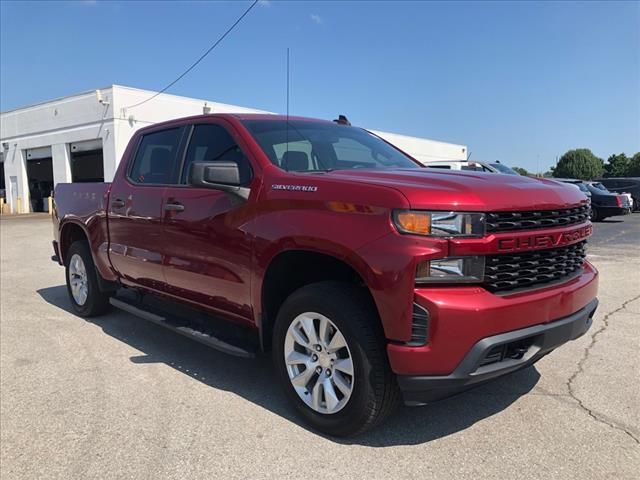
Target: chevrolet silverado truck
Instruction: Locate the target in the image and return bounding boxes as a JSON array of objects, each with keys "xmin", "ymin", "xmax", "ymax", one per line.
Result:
[{"xmin": 52, "ymin": 114, "xmax": 598, "ymax": 436}]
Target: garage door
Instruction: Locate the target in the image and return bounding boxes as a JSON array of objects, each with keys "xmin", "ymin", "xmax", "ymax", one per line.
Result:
[{"xmin": 70, "ymin": 139, "xmax": 104, "ymax": 183}]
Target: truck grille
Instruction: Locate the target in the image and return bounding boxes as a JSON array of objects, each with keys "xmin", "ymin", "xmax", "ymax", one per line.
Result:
[
  {"xmin": 486, "ymin": 205, "xmax": 590, "ymax": 233},
  {"xmin": 484, "ymin": 241, "xmax": 587, "ymax": 293}
]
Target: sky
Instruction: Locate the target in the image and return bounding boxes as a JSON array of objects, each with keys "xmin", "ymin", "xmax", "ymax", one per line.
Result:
[{"xmin": 1, "ymin": 0, "xmax": 639, "ymax": 173}]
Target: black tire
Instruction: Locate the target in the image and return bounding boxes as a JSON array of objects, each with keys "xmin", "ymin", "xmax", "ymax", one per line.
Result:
[
  {"xmin": 65, "ymin": 241, "xmax": 111, "ymax": 317},
  {"xmin": 272, "ymin": 281, "xmax": 400, "ymax": 437},
  {"xmin": 590, "ymin": 207, "xmax": 601, "ymax": 222}
]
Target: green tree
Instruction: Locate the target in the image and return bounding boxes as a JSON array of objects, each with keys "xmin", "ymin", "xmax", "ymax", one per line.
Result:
[
  {"xmin": 512, "ymin": 166, "xmax": 530, "ymax": 176},
  {"xmin": 553, "ymin": 149, "xmax": 604, "ymax": 180},
  {"xmin": 604, "ymin": 153, "xmax": 630, "ymax": 177},
  {"xmin": 627, "ymin": 153, "xmax": 640, "ymax": 176}
]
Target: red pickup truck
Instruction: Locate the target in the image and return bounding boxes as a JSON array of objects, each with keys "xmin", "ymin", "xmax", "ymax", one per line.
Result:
[{"xmin": 52, "ymin": 114, "xmax": 598, "ymax": 436}]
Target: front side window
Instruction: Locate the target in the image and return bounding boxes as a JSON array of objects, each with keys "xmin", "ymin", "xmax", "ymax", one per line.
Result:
[
  {"xmin": 242, "ymin": 120, "xmax": 420, "ymax": 172},
  {"xmin": 182, "ymin": 124, "xmax": 252, "ymax": 185},
  {"xmin": 129, "ymin": 128, "xmax": 182, "ymax": 184}
]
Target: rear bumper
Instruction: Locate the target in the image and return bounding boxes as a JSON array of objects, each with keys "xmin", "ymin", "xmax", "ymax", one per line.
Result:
[
  {"xmin": 397, "ymin": 298, "xmax": 598, "ymax": 405},
  {"xmin": 594, "ymin": 205, "xmax": 628, "ymax": 217}
]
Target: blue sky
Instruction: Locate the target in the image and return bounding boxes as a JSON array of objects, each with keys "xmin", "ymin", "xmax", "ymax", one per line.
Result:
[{"xmin": 1, "ymin": 0, "xmax": 638, "ymax": 172}]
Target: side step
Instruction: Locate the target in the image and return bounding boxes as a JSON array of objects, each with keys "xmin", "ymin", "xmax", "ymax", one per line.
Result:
[{"xmin": 109, "ymin": 297, "xmax": 255, "ymax": 358}]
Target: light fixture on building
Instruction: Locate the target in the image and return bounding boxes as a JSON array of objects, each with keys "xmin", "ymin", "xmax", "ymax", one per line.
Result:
[
  {"xmin": 203, "ymin": 102, "xmax": 212, "ymax": 114},
  {"xmin": 96, "ymin": 89, "xmax": 110, "ymax": 105}
]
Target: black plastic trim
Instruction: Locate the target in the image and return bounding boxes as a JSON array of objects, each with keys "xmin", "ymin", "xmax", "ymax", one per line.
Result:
[{"xmin": 397, "ymin": 298, "xmax": 598, "ymax": 405}]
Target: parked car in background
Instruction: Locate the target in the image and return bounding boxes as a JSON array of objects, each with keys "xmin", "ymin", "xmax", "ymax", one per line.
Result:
[
  {"xmin": 584, "ymin": 182, "xmax": 630, "ymax": 221},
  {"xmin": 595, "ymin": 178, "xmax": 640, "ymax": 212},
  {"xmin": 552, "ymin": 178, "xmax": 630, "ymax": 221},
  {"xmin": 585, "ymin": 182, "xmax": 631, "ymax": 217}
]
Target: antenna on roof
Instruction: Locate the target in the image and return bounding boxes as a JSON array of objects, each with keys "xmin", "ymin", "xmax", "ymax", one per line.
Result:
[{"xmin": 285, "ymin": 47, "xmax": 290, "ymax": 170}]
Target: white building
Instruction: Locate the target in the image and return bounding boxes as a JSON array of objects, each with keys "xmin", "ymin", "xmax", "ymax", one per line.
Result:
[{"xmin": 0, "ymin": 85, "xmax": 467, "ymax": 214}]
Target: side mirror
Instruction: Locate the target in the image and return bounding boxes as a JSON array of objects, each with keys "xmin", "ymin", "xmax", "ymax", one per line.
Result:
[{"xmin": 189, "ymin": 162, "xmax": 250, "ymax": 199}]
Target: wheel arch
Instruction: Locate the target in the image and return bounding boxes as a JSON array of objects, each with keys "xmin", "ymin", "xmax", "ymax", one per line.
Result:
[
  {"xmin": 59, "ymin": 219, "xmax": 118, "ymax": 292},
  {"xmin": 258, "ymin": 248, "xmax": 381, "ymax": 352},
  {"xmin": 59, "ymin": 220, "xmax": 91, "ymax": 264}
]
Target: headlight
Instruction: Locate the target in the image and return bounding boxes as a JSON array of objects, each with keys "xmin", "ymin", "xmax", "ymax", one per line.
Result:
[
  {"xmin": 393, "ymin": 210, "xmax": 485, "ymax": 237},
  {"xmin": 416, "ymin": 256, "xmax": 485, "ymax": 283}
]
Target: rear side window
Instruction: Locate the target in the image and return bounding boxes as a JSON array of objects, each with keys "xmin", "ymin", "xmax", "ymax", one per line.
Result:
[
  {"xmin": 129, "ymin": 128, "xmax": 182, "ymax": 184},
  {"xmin": 181, "ymin": 124, "xmax": 252, "ymax": 185}
]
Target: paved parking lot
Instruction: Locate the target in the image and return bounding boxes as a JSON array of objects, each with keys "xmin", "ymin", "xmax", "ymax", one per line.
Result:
[{"xmin": 1, "ymin": 214, "xmax": 639, "ymax": 479}]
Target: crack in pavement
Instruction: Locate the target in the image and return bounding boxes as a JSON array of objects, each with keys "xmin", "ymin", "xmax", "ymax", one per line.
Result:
[{"xmin": 566, "ymin": 295, "xmax": 640, "ymax": 445}]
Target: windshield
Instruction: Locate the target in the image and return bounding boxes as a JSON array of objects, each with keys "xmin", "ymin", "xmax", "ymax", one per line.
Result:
[
  {"xmin": 242, "ymin": 120, "xmax": 421, "ymax": 172},
  {"xmin": 590, "ymin": 182, "xmax": 609, "ymax": 192},
  {"xmin": 490, "ymin": 163, "xmax": 519, "ymax": 175}
]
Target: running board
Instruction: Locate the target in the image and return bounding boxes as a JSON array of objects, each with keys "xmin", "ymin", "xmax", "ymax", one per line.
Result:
[{"xmin": 109, "ymin": 297, "xmax": 255, "ymax": 358}]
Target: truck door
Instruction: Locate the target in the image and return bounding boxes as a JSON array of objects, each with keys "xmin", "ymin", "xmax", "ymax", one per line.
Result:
[
  {"xmin": 108, "ymin": 126, "xmax": 185, "ymax": 291},
  {"xmin": 161, "ymin": 121, "xmax": 255, "ymax": 326}
]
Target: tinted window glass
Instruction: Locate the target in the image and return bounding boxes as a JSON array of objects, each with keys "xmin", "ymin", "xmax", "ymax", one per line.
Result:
[
  {"xmin": 129, "ymin": 128, "xmax": 181, "ymax": 184},
  {"xmin": 242, "ymin": 120, "xmax": 420, "ymax": 172},
  {"xmin": 490, "ymin": 163, "xmax": 519, "ymax": 175},
  {"xmin": 182, "ymin": 124, "xmax": 252, "ymax": 185}
]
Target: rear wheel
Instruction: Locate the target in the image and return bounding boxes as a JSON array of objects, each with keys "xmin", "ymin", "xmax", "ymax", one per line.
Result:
[
  {"xmin": 272, "ymin": 281, "xmax": 400, "ymax": 437},
  {"xmin": 65, "ymin": 241, "xmax": 111, "ymax": 317}
]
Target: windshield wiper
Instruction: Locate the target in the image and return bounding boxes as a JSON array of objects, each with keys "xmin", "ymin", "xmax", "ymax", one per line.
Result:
[{"xmin": 299, "ymin": 169, "xmax": 335, "ymax": 173}]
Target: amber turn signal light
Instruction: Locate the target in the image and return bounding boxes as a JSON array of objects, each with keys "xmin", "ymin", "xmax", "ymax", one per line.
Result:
[{"xmin": 394, "ymin": 211, "xmax": 431, "ymax": 235}]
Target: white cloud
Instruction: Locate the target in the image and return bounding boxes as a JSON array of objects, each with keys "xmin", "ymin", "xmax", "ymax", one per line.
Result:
[
  {"xmin": 310, "ymin": 14, "xmax": 322, "ymax": 25},
  {"xmin": 258, "ymin": 0, "xmax": 271, "ymax": 7}
]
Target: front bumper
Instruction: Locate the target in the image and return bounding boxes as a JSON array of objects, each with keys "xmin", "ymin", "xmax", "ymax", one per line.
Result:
[{"xmin": 397, "ymin": 298, "xmax": 598, "ymax": 405}]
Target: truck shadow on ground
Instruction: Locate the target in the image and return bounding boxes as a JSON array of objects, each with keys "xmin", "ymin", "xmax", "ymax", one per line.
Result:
[{"xmin": 38, "ymin": 285, "xmax": 540, "ymax": 447}]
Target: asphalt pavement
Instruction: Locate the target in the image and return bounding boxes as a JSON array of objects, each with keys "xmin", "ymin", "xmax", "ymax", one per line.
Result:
[{"xmin": 1, "ymin": 213, "xmax": 638, "ymax": 479}]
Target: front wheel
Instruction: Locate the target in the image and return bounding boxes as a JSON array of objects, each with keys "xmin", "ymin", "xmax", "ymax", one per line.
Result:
[
  {"xmin": 272, "ymin": 281, "xmax": 400, "ymax": 437},
  {"xmin": 65, "ymin": 241, "xmax": 111, "ymax": 317}
]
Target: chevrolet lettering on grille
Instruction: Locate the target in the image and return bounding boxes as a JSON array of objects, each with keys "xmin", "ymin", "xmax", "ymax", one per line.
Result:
[{"xmin": 497, "ymin": 224, "xmax": 592, "ymax": 252}]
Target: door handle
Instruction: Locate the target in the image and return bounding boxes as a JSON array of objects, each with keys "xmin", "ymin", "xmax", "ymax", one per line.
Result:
[
  {"xmin": 164, "ymin": 202, "xmax": 185, "ymax": 212},
  {"xmin": 111, "ymin": 199, "xmax": 125, "ymax": 209}
]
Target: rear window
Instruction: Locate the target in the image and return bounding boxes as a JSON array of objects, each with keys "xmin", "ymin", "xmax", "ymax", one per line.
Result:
[{"xmin": 129, "ymin": 128, "xmax": 182, "ymax": 184}]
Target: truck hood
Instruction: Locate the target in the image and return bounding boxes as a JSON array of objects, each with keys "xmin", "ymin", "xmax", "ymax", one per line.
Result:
[{"xmin": 326, "ymin": 169, "xmax": 588, "ymax": 211}]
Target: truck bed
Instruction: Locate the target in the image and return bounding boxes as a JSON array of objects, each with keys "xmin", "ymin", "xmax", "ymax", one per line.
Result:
[{"xmin": 53, "ymin": 182, "xmax": 111, "ymax": 221}]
